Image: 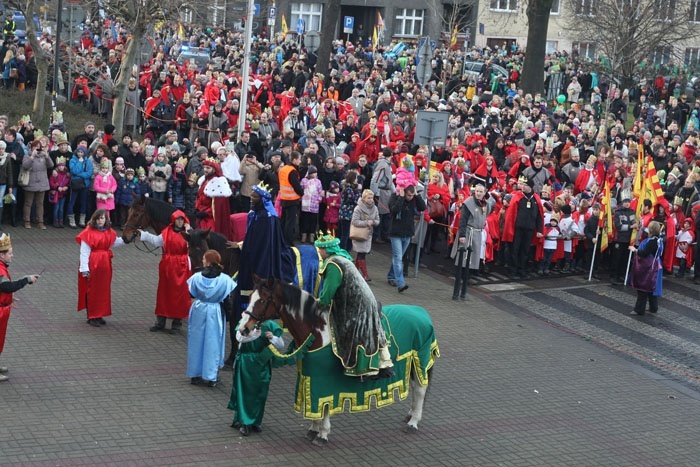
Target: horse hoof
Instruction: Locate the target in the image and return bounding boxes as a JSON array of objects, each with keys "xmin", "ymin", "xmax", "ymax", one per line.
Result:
[
  {"xmin": 312, "ymin": 436, "xmax": 328, "ymax": 447},
  {"xmin": 403, "ymin": 425, "xmax": 419, "ymax": 434},
  {"xmin": 306, "ymin": 430, "xmax": 319, "ymax": 441}
]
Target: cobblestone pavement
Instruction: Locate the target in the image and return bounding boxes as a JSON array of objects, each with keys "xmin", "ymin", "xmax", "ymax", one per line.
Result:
[{"xmin": 1, "ymin": 225, "xmax": 700, "ymax": 466}]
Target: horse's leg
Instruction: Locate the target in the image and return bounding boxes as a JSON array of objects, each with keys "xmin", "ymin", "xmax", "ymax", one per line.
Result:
[
  {"xmin": 404, "ymin": 370, "xmax": 428, "ymax": 434},
  {"xmin": 306, "ymin": 420, "xmax": 320, "ymax": 441},
  {"xmin": 404, "ymin": 376, "xmax": 417, "ymax": 424},
  {"xmin": 311, "ymin": 407, "xmax": 331, "ymax": 446}
]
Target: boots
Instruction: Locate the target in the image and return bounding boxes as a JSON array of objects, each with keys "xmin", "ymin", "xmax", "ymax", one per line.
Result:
[
  {"xmin": 68, "ymin": 214, "xmax": 77, "ymax": 228},
  {"xmin": 79, "ymin": 214, "xmax": 86, "ymax": 227},
  {"xmin": 150, "ymin": 315, "xmax": 166, "ymax": 332},
  {"xmin": 308, "ymin": 233, "xmax": 315, "ymax": 244},
  {"xmin": 301, "ymin": 233, "xmax": 307, "ymax": 243},
  {"xmin": 675, "ymin": 259, "xmax": 687, "ymax": 278},
  {"xmin": 170, "ymin": 319, "xmax": 182, "ymax": 334},
  {"xmin": 356, "ymin": 258, "xmax": 371, "ymax": 281},
  {"xmin": 58, "ymin": 218, "xmax": 64, "ymax": 228}
]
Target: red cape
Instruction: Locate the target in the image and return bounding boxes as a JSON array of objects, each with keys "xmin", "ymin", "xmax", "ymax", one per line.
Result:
[
  {"xmin": 76, "ymin": 227, "xmax": 117, "ymax": 319},
  {"xmin": 502, "ymin": 191, "xmax": 545, "ymax": 244}
]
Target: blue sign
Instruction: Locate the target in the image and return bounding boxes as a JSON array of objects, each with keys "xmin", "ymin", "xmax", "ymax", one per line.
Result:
[
  {"xmin": 296, "ymin": 18, "xmax": 305, "ymax": 34},
  {"xmin": 269, "ymin": 6, "xmax": 276, "ymax": 19},
  {"xmin": 253, "ymin": 4, "xmax": 260, "ymax": 16},
  {"xmin": 343, "ymin": 16, "xmax": 354, "ymax": 34}
]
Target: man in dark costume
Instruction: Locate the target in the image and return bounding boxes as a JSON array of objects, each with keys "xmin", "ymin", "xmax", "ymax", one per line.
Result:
[
  {"xmin": 226, "ymin": 182, "xmax": 295, "ymax": 367},
  {"xmin": 314, "ymin": 232, "xmax": 393, "ymax": 378}
]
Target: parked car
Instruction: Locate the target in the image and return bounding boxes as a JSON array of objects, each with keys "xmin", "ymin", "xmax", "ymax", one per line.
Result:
[
  {"xmin": 176, "ymin": 46, "xmax": 212, "ymax": 69},
  {"xmin": 462, "ymin": 61, "xmax": 508, "ymax": 82},
  {"xmin": 10, "ymin": 11, "xmax": 41, "ymax": 44}
]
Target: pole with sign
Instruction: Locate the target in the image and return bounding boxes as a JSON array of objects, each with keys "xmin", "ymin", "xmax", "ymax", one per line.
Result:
[
  {"xmin": 343, "ymin": 16, "xmax": 353, "ymax": 43},
  {"xmin": 412, "ymin": 110, "xmax": 450, "ymax": 278},
  {"xmin": 237, "ymin": 0, "xmax": 256, "ymax": 139},
  {"xmin": 268, "ymin": 4, "xmax": 276, "ymax": 34}
]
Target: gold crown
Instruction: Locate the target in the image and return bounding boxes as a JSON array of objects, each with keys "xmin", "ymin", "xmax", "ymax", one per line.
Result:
[
  {"xmin": 314, "ymin": 230, "xmax": 338, "ymax": 248},
  {"xmin": 176, "ymin": 157, "xmax": 188, "ymax": 168},
  {"xmin": 518, "ymin": 175, "xmax": 529, "ymax": 184},
  {"xmin": 19, "ymin": 114, "xmax": 31, "ymax": 125},
  {"xmin": 56, "ymin": 156, "xmax": 67, "ymax": 166},
  {"xmin": 0, "ymin": 233, "xmax": 11, "ymax": 252},
  {"xmin": 52, "ymin": 110, "xmax": 64, "ymax": 123}
]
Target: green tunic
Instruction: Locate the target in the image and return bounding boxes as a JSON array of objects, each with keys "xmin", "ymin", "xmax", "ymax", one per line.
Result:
[{"xmin": 227, "ymin": 320, "xmax": 283, "ymax": 427}]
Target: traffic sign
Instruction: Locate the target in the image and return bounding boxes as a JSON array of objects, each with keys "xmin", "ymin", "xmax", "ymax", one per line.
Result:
[
  {"xmin": 305, "ymin": 30, "xmax": 321, "ymax": 53},
  {"xmin": 296, "ymin": 18, "xmax": 305, "ymax": 34},
  {"xmin": 269, "ymin": 6, "xmax": 276, "ymax": 19},
  {"xmin": 254, "ymin": 4, "xmax": 260, "ymax": 16},
  {"xmin": 343, "ymin": 16, "xmax": 354, "ymax": 34}
]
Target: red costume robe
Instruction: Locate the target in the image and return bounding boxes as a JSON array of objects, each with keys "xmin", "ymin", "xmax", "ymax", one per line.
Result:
[
  {"xmin": 501, "ymin": 190, "xmax": 545, "ymax": 244},
  {"xmin": 76, "ymin": 227, "xmax": 118, "ymax": 319},
  {"xmin": 0, "ymin": 262, "xmax": 14, "ymax": 353},
  {"xmin": 155, "ymin": 210, "xmax": 193, "ymax": 320},
  {"xmin": 196, "ymin": 176, "xmax": 233, "ymax": 240}
]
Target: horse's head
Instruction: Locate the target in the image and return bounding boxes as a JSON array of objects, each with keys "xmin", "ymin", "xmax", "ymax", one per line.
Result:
[
  {"xmin": 183, "ymin": 228, "xmax": 211, "ymax": 270},
  {"xmin": 122, "ymin": 194, "xmax": 148, "ymax": 243},
  {"xmin": 239, "ymin": 275, "xmax": 280, "ymax": 335}
]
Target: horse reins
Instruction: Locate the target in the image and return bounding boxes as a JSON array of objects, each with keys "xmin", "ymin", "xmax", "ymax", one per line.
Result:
[{"xmin": 124, "ymin": 209, "xmax": 161, "ymax": 255}]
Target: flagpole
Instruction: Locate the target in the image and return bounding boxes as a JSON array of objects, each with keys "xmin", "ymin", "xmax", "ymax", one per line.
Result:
[
  {"xmin": 588, "ymin": 229, "xmax": 600, "ymax": 281},
  {"xmin": 624, "ymin": 248, "xmax": 633, "ymax": 285}
]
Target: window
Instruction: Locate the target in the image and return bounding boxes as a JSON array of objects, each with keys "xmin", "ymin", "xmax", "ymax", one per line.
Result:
[
  {"xmin": 575, "ymin": 0, "xmax": 596, "ymax": 16},
  {"xmin": 394, "ymin": 9, "xmax": 424, "ymax": 37},
  {"xmin": 490, "ymin": 0, "xmax": 518, "ymax": 11},
  {"xmin": 654, "ymin": 0, "xmax": 675, "ymax": 21},
  {"xmin": 550, "ymin": 0, "xmax": 561, "ymax": 14},
  {"xmin": 290, "ymin": 3, "xmax": 323, "ymax": 32},
  {"xmin": 685, "ymin": 48, "xmax": 700, "ymax": 66},
  {"xmin": 691, "ymin": 0, "xmax": 700, "ymax": 22},
  {"xmin": 650, "ymin": 46, "xmax": 673, "ymax": 65},
  {"xmin": 546, "ymin": 41, "xmax": 558, "ymax": 53},
  {"xmin": 181, "ymin": 8, "xmax": 193, "ymax": 23},
  {"xmin": 572, "ymin": 42, "xmax": 596, "ymax": 60}
]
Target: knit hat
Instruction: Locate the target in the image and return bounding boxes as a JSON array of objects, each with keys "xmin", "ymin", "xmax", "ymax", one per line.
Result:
[
  {"xmin": 76, "ymin": 144, "xmax": 88, "ymax": 154},
  {"xmin": 125, "ymin": 168, "xmax": 135, "ymax": 175},
  {"xmin": 307, "ymin": 165, "xmax": 318, "ymax": 175},
  {"xmin": 115, "ymin": 157, "xmax": 125, "ymax": 165},
  {"xmin": 157, "ymin": 146, "xmax": 167, "ymax": 156},
  {"xmin": 100, "ymin": 157, "xmax": 111, "ymax": 170},
  {"xmin": 145, "ymin": 145, "xmax": 156, "ymax": 157},
  {"xmin": 330, "ymin": 181, "xmax": 340, "ymax": 191},
  {"xmin": 137, "ymin": 167, "xmax": 147, "ymax": 177}
]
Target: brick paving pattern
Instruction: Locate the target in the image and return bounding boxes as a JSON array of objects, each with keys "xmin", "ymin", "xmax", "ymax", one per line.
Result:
[{"xmin": 1, "ymin": 226, "xmax": 699, "ymax": 465}]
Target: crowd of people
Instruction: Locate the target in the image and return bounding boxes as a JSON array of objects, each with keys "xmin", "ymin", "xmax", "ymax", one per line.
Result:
[{"xmin": 0, "ymin": 19, "xmax": 699, "ymax": 395}]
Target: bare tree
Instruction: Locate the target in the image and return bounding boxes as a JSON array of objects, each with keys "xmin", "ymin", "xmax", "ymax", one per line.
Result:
[
  {"xmin": 8, "ymin": 0, "xmax": 50, "ymax": 121},
  {"xmin": 425, "ymin": 0, "xmax": 476, "ymax": 48},
  {"xmin": 520, "ymin": 0, "xmax": 555, "ymax": 95},
  {"xmin": 565, "ymin": 0, "xmax": 695, "ymax": 88},
  {"xmin": 82, "ymin": 0, "xmax": 177, "ymax": 136},
  {"xmin": 314, "ymin": 0, "xmax": 341, "ymax": 76}
]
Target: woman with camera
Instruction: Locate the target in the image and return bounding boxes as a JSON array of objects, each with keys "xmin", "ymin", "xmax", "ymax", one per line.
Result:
[{"xmin": 21, "ymin": 137, "xmax": 54, "ymax": 229}]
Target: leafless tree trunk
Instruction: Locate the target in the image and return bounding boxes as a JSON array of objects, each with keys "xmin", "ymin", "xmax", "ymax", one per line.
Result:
[
  {"xmin": 314, "ymin": 0, "xmax": 341, "ymax": 75},
  {"xmin": 17, "ymin": 0, "xmax": 49, "ymax": 121}
]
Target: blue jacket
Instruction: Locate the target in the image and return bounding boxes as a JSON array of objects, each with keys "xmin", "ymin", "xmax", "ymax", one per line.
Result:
[
  {"xmin": 115, "ymin": 177, "xmax": 140, "ymax": 207},
  {"xmin": 69, "ymin": 154, "xmax": 94, "ymax": 189}
]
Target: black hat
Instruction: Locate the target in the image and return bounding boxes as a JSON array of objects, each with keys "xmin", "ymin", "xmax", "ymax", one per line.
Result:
[{"xmin": 280, "ymin": 139, "xmax": 293, "ymax": 148}]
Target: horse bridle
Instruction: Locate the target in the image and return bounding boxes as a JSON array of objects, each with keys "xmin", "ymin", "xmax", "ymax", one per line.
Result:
[
  {"xmin": 123, "ymin": 209, "xmax": 160, "ymax": 255},
  {"xmin": 242, "ymin": 286, "xmax": 278, "ymax": 333}
]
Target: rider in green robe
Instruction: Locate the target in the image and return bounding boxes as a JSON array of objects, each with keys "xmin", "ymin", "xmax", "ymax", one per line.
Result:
[
  {"xmin": 315, "ymin": 232, "xmax": 394, "ymax": 378},
  {"xmin": 228, "ymin": 319, "xmax": 284, "ymax": 436}
]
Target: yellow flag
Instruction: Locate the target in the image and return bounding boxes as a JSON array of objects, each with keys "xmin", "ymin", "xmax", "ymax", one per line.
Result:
[
  {"xmin": 281, "ymin": 14, "xmax": 288, "ymax": 34},
  {"xmin": 599, "ymin": 179, "xmax": 612, "ymax": 252},
  {"xmin": 372, "ymin": 25, "xmax": 378, "ymax": 50},
  {"xmin": 449, "ymin": 24, "xmax": 458, "ymax": 50}
]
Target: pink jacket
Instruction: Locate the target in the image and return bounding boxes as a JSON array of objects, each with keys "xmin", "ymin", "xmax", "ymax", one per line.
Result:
[{"xmin": 93, "ymin": 172, "xmax": 118, "ymax": 211}]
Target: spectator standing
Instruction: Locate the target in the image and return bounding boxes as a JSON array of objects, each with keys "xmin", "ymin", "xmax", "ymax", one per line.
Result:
[
  {"xmin": 351, "ymin": 189, "xmax": 380, "ymax": 281},
  {"xmin": 21, "ymin": 140, "xmax": 54, "ymax": 229},
  {"xmin": 387, "ymin": 185, "xmax": 426, "ymax": 293}
]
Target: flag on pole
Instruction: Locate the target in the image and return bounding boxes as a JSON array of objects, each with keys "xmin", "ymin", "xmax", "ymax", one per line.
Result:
[
  {"xmin": 177, "ymin": 23, "xmax": 186, "ymax": 40},
  {"xmin": 372, "ymin": 25, "xmax": 378, "ymax": 51},
  {"xmin": 644, "ymin": 156, "xmax": 665, "ymax": 207},
  {"xmin": 377, "ymin": 11, "xmax": 385, "ymax": 44},
  {"xmin": 598, "ymin": 179, "xmax": 613, "ymax": 252},
  {"xmin": 630, "ymin": 145, "xmax": 645, "ymax": 245},
  {"xmin": 449, "ymin": 23, "xmax": 458, "ymax": 50},
  {"xmin": 281, "ymin": 14, "xmax": 288, "ymax": 34}
]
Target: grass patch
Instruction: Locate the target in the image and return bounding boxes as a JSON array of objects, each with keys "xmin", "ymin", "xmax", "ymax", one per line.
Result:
[{"xmin": 0, "ymin": 89, "xmax": 109, "ymax": 139}]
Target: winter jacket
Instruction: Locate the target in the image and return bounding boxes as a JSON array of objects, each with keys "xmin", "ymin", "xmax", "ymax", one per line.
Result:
[
  {"xmin": 167, "ymin": 171, "xmax": 187, "ymax": 208},
  {"xmin": 21, "ymin": 151, "xmax": 54, "ymax": 192},
  {"xmin": 69, "ymin": 154, "xmax": 94, "ymax": 190},
  {"xmin": 389, "ymin": 192, "xmax": 426, "ymax": 238},
  {"xmin": 116, "ymin": 177, "xmax": 141, "ymax": 207},
  {"xmin": 351, "ymin": 199, "xmax": 380, "ymax": 253},
  {"xmin": 149, "ymin": 163, "xmax": 172, "ymax": 193},
  {"xmin": 0, "ymin": 153, "xmax": 13, "ymax": 186}
]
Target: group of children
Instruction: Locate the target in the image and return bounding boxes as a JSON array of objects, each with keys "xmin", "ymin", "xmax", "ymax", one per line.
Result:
[{"xmin": 300, "ymin": 165, "xmax": 341, "ymax": 241}]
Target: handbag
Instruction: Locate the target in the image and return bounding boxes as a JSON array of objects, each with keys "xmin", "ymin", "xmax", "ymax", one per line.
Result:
[
  {"xmin": 71, "ymin": 177, "xmax": 86, "ymax": 190},
  {"xmin": 428, "ymin": 198, "xmax": 447, "ymax": 220},
  {"xmin": 349, "ymin": 223, "xmax": 370, "ymax": 242},
  {"xmin": 18, "ymin": 168, "xmax": 30, "ymax": 187},
  {"xmin": 629, "ymin": 245, "xmax": 661, "ymax": 293},
  {"xmin": 9, "ymin": 68, "xmax": 18, "ymax": 79}
]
